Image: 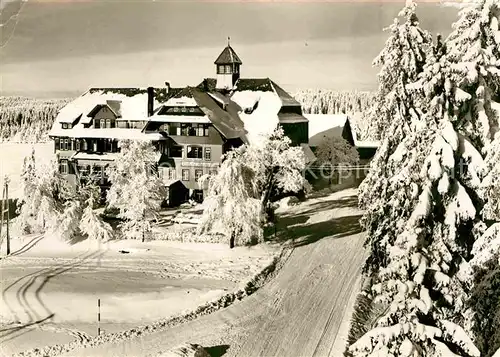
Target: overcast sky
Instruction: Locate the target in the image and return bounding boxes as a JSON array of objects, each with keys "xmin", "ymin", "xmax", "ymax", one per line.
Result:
[{"xmin": 0, "ymin": 0, "xmax": 459, "ymax": 98}]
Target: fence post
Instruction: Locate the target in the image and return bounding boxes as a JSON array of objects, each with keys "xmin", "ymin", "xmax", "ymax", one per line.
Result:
[
  {"xmin": 6, "ymin": 180, "xmax": 10, "ymax": 256},
  {"xmin": 97, "ymin": 298, "xmax": 101, "ymax": 336}
]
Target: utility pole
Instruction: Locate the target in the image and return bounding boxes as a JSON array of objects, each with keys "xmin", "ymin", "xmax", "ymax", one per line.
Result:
[{"xmin": 1, "ymin": 177, "xmax": 11, "ymax": 255}]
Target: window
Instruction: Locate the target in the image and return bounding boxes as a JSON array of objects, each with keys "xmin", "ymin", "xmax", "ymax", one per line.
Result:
[
  {"xmin": 218, "ymin": 65, "xmax": 224, "ymax": 74},
  {"xmin": 169, "ymin": 145, "xmax": 183, "ymax": 158},
  {"xmin": 167, "ymin": 168, "xmax": 176, "ymax": 180},
  {"xmin": 106, "ymin": 119, "xmax": 111, "ymax": 128},
  {"xmin": 100, "ymin": 119, "xmax": 105, "ymax": 128},
  {"xmin": 60, "ymin": 160, "xmax": 69, "ymax": 174},
  {"xmin": 76, "ymin": 140, "xmax": 81, "ymax": 151},
  {"xmin": 204, "ymin": 124, "xmax": 209, "ymax": 136},
  {"xmin": 106, "ymin": 139, "xmax": 113, "ymax": 152},
  {"xmin": 195, "ymin": 169, "xmax": 203, "ymax": 182},
  {"xmin": 225, "ymin": 65, "xmax": 231, "ymax": 74},
  {"xmin": 209, "ymin": 170, "xmax": 218, "ymax": 177},
  {"xmin": 189, "ymin": 107, "xmax": 195, "ymax": 113},
  {"xmin": 188, "ymin": 125, "xmax": 196, "ymax": 136},
  {"xmin": 195, "ymin": 124, "xmax": 204, "ymax": 137},
  {"xmin": 93, "ymin": 140, "xmax": 98, "ymax": 152},
  {"xmin": 204, "ymin": 147, "xmax": 211, "ymax": 161},
  {"xmin": 181, "ymin": 123, "xmax": 191, "ymax": 136},
  {"xmin": 173, "ymin": 107, "xmax": 180, "ymax": 113},
  {"xmin": 182, "ymin": 169, "xmax": 190, "ymax": 181},
  {"xmin": 83, "ymin": 139, "xmax": 88, "ymax": 151},
  {"xmin": 187, "ymin": 146, "xmax": 203, "ymax": 159},
  {"xmin": 61, "ymin": 138, "xmax": 68, "ymax": 150}
]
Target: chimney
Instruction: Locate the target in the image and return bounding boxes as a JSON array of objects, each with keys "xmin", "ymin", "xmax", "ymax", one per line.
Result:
[
  {"xmin": 147, "ymin": 87, "xmax": 154, "ymax": 116},
  {"xmin": 164, "ymin": 82, "xmax": 170, "ymax": 93}
]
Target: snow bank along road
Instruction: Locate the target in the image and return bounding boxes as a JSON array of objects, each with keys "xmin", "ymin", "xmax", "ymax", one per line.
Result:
[{"xmin": 68, "ymin": 188, "xmax": 367, "ymax": 357}]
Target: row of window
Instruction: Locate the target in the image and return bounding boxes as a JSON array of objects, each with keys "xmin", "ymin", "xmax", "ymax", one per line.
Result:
[
  {"xmin": 166, "ymin": 145, "xmax": 211, "ymax": 160},
  {"xmin": 59, "ymin": 160, "xmax": 109, "ymax": 178},
  {"xmin": 217, "ymin": 64, "xmax": 238, "ymax": 74},
  {"xmin": 159, "ymin": 167, "xmax": 217, "ymax": 182},
  {"xmin": 158, "ymin": 123, "xmax": 210, "ymax": 137},
  {"xmin": 56, "ymin": 138, "xmax": 119, "ymax": 153},
  {"xmin": 95, "ymin": 118, "xmax": 115, "ymax": 129}
]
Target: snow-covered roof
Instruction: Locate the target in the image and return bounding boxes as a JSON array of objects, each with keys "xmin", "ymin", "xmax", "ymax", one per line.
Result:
[
  {"xmin": 346, "ymin": 114, "xmax": 380, "ymax": 148},
  {"xmin": 231, "ymin": 90, "xmax": 282, "ymax": 145},
  {"xmin": 51, "ymin": 87, "xmax": 171, "ymax": 134},
  {"xmin": 305, "ymin": 114, "xmax": 348, "ymax": 139},
  {"xmin": 300, "ymin": 143, "xmax": 317, "ymax": 164}
]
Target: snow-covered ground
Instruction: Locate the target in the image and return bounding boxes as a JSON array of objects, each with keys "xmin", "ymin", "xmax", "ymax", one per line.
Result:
[
  {"xmin": 0, "ymin": 143, "xmax": 54, "ymax": 199},
  {"xmin": 54, "ymin": 188, "xmax": 367, "ymax": 357},
  {"xmin": 0, "ymin": 235, "xmax": 277, "ymax": 355}
]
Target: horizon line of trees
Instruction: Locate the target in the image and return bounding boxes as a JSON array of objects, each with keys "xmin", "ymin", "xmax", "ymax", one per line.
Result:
[{"xmin": 0, "ymin": 96, "xmax": 71, "ymax": 143}]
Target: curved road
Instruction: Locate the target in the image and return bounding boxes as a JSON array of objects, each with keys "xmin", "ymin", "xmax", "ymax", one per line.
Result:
[{"xmin": 68, "ymin": 189, "xmax": 367, "ymax": 357}]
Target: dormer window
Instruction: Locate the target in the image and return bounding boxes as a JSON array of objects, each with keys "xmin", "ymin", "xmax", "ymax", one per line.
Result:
[{"xmin": 61, "ymin": 123, "xmax": 71, "ymax": 129}]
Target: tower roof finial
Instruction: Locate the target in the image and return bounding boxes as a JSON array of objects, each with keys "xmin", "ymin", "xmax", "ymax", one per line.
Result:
[{"xmin": 227, "ymin": 36, "xmax": 230, "ymax": 46}]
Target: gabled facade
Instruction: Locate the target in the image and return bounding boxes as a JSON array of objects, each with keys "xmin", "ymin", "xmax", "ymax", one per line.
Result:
[{"xmin": 50, "ymin": 43, "xmax": 316, "ymax": 205}]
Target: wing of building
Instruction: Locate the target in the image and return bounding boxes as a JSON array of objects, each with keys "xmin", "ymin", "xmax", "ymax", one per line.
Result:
[{"xmin": 49, "ymin": 43, "xmax": 376, "ymax": 205}]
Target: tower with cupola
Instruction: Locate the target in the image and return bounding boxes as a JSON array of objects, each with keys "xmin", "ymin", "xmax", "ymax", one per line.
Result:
[{"xmin": 215, "ymin": 38, "xmax": 242, "ymax": 90}]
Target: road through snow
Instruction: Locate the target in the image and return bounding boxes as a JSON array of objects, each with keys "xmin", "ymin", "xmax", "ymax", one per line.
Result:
[{"xmin": 68, "ymin": 188, "xmax": 367, "ymax": 357}]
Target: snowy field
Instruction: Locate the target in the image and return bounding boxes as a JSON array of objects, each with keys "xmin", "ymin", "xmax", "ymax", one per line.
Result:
[
  {"xmin": 0, "ymin": 235, "xmax": 277, "ymax": 355},
  {"xmin": 0, "ymin": 143, "xmax": 54, "ymax": 199},
  {"xmin": 54, "ymin": 188, "xmax": 367, "ymax": 357}
]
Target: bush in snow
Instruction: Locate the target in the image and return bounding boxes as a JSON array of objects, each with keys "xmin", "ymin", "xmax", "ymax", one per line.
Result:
[
  {"xmin": 106, "ymin": 140, "xmax": 165, "ymax": 242},
  {"xmin": 315, "ymin": 135, "xmax": 359, "ymax": 184}
]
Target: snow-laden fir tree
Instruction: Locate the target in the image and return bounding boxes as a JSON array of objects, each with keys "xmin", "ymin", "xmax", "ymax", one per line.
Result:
[
  {"xmin": 363, "ymin": 0, "xmax": 432, "ymax": 141},
  {"xmin": 351, "ymin": 1, "xmax": 500, "ymax": 354},
  {"xmin": 359, "ymin": 1, "xmax": 433, "ymax": 276},
  {"xmin": 441, "ymin": 1, "xmax": 500, "ymax": 354},
  {"xmin": 106, "ymin": 140, "xmax": 164, "ymax": 242},
  {"xmin": 350, "ymin": 37, "xmax": 482, "ymax": 357},
  {"xmin": 16, "ymin": 147, "xmax": 37, "ymax": 234},
  {"xmin": 198, "ymin": 146, "xmax": 263, "ymax": 248},
  {"xmin": 79, "ymin": 181, "xmax": 113, "ymax": 242}
]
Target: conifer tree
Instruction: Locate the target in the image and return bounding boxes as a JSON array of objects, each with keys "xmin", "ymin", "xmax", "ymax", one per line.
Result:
[
  {"xmin": 363, "ymin": 1, "xmax": 432, "ymax": 141},
  {"xmin": 16, "ymin": 147, "xmax": 37, "ymax": 234}
]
